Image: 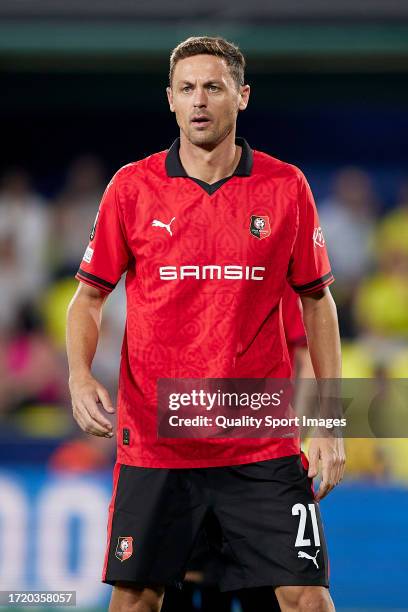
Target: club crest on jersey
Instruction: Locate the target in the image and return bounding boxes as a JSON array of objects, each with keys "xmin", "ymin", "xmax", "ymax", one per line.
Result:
[
  {"xmin": 90, "ymin": 210, "xmax": 100, "ymax": 241},
  {"xmin": 250, "ymin": 215, "xmax": 271, "ymax": 240},
  {"xmin": 115, "ymin": 536, "xmax": 133, "ymax": 562}
]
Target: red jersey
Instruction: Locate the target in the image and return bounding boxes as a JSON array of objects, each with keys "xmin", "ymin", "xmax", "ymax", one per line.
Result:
[{"xmin": 76, "ymin": 138, "xmax": 333, "ymax": 467}]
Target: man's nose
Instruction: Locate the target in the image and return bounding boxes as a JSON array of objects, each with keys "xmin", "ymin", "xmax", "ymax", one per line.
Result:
[{"xmin": 193, "ymin": 87, "xmax": 207, "ymax": 107}]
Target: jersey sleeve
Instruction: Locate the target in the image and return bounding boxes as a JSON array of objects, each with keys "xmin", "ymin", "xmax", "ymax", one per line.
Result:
[
  {"xmin": 287, "ymin": 170, "xmax": 334, "ymax": 295},
  {"xmin": 75, "ymin": 173, "xmax": 130, "ymax": 293}
]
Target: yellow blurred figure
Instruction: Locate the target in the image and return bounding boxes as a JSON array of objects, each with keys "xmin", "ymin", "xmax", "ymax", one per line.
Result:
[
  {"xmin": 344, "ymin": 438, "xmax": 387, "ymax": 480},
  {"xmin": 380, "ymin": 351, "xmax": 408, "ymax": 482},
  {"xmin": 339, "ymin": 342, "xmax": 387, "ymax": 479},
  {"xmin": 41, "ymin": 277, "xmax": 78, "ymax": 348},
  {"xmin": 376, "ymin": 204, "xmax": 408, "ymax": 259},
  {"xmin": 341, "ymin": 340, "xmax": 375, "ymax": 378},
  {"xmin": 378, "ymin": 439, "xmax": 408, "ymax": 482},
  {"xmin": 387, "ymin": 348, "xmax": 408, "ymax": 378},
  {"xmin": 355, "ymin": 274, "xmax": 408, "ymax": 338}
]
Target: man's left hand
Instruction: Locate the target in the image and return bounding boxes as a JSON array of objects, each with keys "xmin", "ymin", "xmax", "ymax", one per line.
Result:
[{"xmin": 307, "ymin": 436, "xmax": 346, "ymax": 501}]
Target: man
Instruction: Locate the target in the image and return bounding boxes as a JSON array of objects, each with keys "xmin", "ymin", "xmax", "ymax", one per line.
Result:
[{"xmin": 66, "ymin": 36, "xmax": 345, "ymax": 612}]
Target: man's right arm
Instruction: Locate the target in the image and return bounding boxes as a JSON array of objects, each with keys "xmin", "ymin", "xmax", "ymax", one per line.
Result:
[{"xmin": 66, "ymin": 282, "xmax": 115, "ymax": 437}]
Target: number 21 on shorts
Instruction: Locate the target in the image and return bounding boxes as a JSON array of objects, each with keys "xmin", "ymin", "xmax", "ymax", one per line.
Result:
[{"xmin": 292, "ymin": 503, "xmax": 321, "ymax": 547}]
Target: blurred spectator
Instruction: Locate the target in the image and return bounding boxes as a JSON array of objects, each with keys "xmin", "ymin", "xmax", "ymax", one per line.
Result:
[
  {"xmin": 379, "ymin": 439, "xmax": 408, "ymax": 483},
  {"xmin": 355, "ymin": 271, "xmax": 408, "ymax": 340},
  {"xmin": 41, "ymin": 277, "xmax": 79, "ymax": 348},
  {"xmin": 387, "ymin": 348, "xmax": 408, "ymax": 378},
  {"xmin": 320, "ymin": 167, "xmax": 378, "ymax": 282},
  {"xmin": 375, "ymin": 180, "xmax": 408, "ymax": 261},
  {"xmin": 354, "ymin": 182, "xmax": 408, "ymax": 363},
  {"xmin": 0, "ymin": 303, "xmax": 68, "ymax": 415},
  {"xmin": 51, "ymin": 155, "xmax": 106, "ymax": 275},
  {"xmin": 319, "ymin": 168, "xmax": 379, "ymax": 336},
  {"xmin": 0, "ymin": 232, "xmax": 27, "ymax": 330},
  {"xmin": 340, "ymin": 340, "xmax": 403, "ymax": 482},
  {"xmin": 0, "ymin": 168, "xmax": 50, "ymax": 329},
  {"xmin": 341, "ymin": 340, "xmax": 375, "ymax": 378},
  {"xmin": 344, "ymin": 438, "xmax": 388, "ymax": 481},
  {"xmin": 40, "ymin": 275, "xmax": 125, "ymax": 399}
]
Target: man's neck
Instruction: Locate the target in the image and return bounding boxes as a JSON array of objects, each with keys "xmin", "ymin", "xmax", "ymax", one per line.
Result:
[{"xmin": 179, "ymin": 132, "xmax": 241, "ymax": 185}]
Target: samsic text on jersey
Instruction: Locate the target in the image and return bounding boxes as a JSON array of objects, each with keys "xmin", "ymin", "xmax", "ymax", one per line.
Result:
[{"xmin": 75, "ymin": 138, "xmax": 334, "ymax": 468}]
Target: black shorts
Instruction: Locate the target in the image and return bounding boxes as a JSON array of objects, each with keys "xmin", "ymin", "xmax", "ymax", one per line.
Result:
[{"xmin": 102, "ymin": 453, "xmax": 330, "ymax": 592}]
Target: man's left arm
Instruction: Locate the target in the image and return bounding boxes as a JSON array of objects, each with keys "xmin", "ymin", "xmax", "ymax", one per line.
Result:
[{"xmin": 301, "ymin": 287, "xmax": 345, "ymax": 501}]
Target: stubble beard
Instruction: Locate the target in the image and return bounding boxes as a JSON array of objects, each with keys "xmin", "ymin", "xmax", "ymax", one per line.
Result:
[
  {"xmin": 184, "ymin": 120, "xmax": 235, "ymax": 150},
  {"xmin": 186, "ymin": 126, "xmax": 218, "ymax": 148}
]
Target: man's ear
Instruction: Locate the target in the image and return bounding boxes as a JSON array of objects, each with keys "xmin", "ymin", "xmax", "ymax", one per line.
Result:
[
  {"xmin": 167, "ymin": 86, "xmax": 175, "ymax": 113},
  {"xmin": 238, "ymin": 84, "xmax": 250, "ymax": 111}
]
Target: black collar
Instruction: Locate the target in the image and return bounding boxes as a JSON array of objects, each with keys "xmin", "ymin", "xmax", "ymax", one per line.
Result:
[{"xmin": 165, "ymin": 137, "xmax": 253, "ymax": 180}]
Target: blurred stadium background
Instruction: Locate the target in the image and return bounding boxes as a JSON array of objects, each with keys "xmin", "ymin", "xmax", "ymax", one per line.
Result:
[{"xmin": 0, "ymin": 1, "xmax": 407, "ymax": 610}]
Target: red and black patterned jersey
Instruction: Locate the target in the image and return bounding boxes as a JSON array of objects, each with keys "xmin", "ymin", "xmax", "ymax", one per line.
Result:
[{"xmin": 75, "ymin": 138, "xmax": 334, "ymax": 467}]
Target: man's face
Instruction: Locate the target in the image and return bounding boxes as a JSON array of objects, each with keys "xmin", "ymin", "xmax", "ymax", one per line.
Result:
[{"xmin": 167, "ymin": 54, "xmax": 250, "ymax": 148}]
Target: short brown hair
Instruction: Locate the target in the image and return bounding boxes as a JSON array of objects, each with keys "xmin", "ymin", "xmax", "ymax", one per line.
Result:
[{"xmin": 169, "ymin": 36, "xmax": 245, "ymax": 89}]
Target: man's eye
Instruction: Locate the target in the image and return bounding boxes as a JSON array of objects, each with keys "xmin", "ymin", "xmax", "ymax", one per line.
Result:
[
  {"xmin": 182, "ymin": 86, "xmax": 192, "ymax": 93},
  {"xmin": 208, "ymin": 85, "xmax": 219, "ymax": 92}
]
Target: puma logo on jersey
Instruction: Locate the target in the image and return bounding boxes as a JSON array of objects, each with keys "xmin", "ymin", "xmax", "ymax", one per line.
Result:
[
  {"xmin": 313, "ymin": 226, "xmax": 325, "ymax": 248},
  {"xmin": 298, "ymin": 550, "xmax": 320, "ymax": 569},
  {"xmin": 152, "ymin": 217, "xmax": 176, "ymax": 236}
]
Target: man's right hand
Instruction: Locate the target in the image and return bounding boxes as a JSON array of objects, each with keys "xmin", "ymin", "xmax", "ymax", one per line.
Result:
[{"xmin": 69, "ymin": 374, "xmax": 115, "ymax": 437}]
